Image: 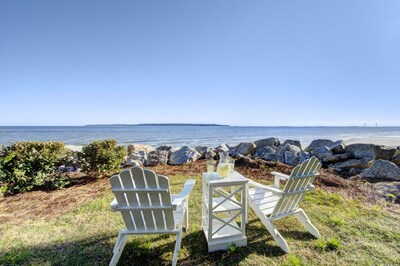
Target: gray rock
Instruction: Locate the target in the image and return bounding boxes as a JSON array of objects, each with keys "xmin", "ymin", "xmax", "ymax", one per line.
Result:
[
  {"xmin": 214, "ymin": 143, "xmax": 230, "ymax": 153},
  {"xmin": 391, "ymin": 152, "xmax": 400, "ymax": 165},
  {"xmin": 169, "ymin": 146, "xmax": 201, "ymax": 165},
  {"xmin": 322, "ymin": 152, "xmax": 351, "ymax": 164},
  {"xmin": 278, "ymin": 143, "xmax": 301, "ymax": 155},
  {"xmin": 125, "ymin": 159, "xmax": 142, "ymax": 167},
  {"xmin": 282, "ymin": 140, "xmax": 302, "ymax": 150},
  {"xmin": 128, "ymin": 152, "xmax": 145, "ymax": 162},
  {"xmin": 299, "ymin": 151, "xmax": 311, "ymax": 163},
  {"xmin": 349, "ymin": 168, "xmax": 364, "ymax": 176},
  {"xmin": 228, "ymin": 146, "xmax": 237, "ymax": 157},
  {"xmin": 360, "ymin": 160, "xmax": 400, "ymax": 181},
  {"xmin": 285, "ymin": 151, "xmax": 300, "ymax": 166},
  {"xmin": 155, "ymin": 146, "xmax": 179, "ymax": 156},
  {"xmin": 311, "ymin": 146, "xmax": 333, "ymax": 161},
  {"xmin": 156, "ymin": 145, "xmax": 172, "ymax": 151},
  {"xmin": 329, "ymin": 158, "xmax": 372, "ymax": 170},
  {"xmin": 346, "ymin": 143, "xmax": 376, "ymax": 160},
  {"xmin": 254, "ymin": 146, "xmax": 276, "ymax": 159},
  {"xmin": 127, "ymin": 144, "xmax": 155, "ymax": 154},
  {"xmin": 267, "ymin": 153, "xmax": 285, "ymax": 163},
  {"xmin": 374, "ymin": 146, "xmax": 397, "ymax": 160},
  {"xmin": 205, "ymin": 150, "xmax": 217, "ymax": 159},
  {"xmin": 254, "ymin": 138, "xmax": 280, "ymax": 149},
  {"xmin": 233, "ymin": 142, "xmax": 256, "ymax": 156},
  {"xmin": 305, "ymin": 139, "xmax": 333, "ymax": 152},
  {"xmin": 145, "ymin": 150, "xmax": 169, "ymax": 166},
  {"xmin": 195, "ymin": 146, "xmax": 210, "ymax": 159},
  {"xmin": 327, "ymin": 140, "xmax": 346, "ymax": 154}
]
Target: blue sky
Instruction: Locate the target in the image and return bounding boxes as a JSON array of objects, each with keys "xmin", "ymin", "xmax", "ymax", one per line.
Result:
[{"xmin": 0, "ymin": 0, "xmax": 399, "ymax": 126}]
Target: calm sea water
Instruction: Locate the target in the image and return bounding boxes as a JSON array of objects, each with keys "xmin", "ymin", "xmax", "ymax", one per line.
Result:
[{"xmin": 1, "ymin": 126, "xmax": 400, "ymax": 148}]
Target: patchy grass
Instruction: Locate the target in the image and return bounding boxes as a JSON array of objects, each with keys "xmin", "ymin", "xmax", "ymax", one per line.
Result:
[{"xmin": 1, "ymin": 173, "xmax": 400, "ymax": 265}]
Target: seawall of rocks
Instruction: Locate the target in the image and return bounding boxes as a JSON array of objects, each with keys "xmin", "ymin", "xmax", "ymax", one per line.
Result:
[{"xmin": 124, "ymin": 138, "xmax": 400, "ymax": 182}]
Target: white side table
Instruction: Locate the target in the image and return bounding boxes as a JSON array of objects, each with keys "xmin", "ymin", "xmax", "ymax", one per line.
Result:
[{"xmin": 201, "ymin": 171, "xmax": 248, "ymax": 252}]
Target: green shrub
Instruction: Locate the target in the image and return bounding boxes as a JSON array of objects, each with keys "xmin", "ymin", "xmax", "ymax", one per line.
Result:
[
  {"xmin": 79, "ymin": 139, "xmax": 126, "ymax": 176},
  {"xmin": 0, "ymin": 141, "xmax": 71, "ymax": 195}
]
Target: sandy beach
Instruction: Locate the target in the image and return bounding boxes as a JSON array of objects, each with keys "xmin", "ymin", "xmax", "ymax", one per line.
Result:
[{"xmin": 345, "ymin": 137, "xmax": 400, "ymax": 147}]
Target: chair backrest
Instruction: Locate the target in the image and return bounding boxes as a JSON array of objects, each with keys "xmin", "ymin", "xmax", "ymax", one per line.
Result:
[
  {"xmin": 270, "ymin": 157, "xmax": 321, "ymax": 218},
  {"xmin": 109, "ymin": 166, "xmax": 175, "ymax": 232}
]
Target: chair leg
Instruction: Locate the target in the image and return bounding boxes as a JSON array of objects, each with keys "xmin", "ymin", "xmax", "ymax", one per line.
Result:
[
  {"xmin": 110, "ymin": 232, "xmax": 128, "ymax": 266},
  {"xmin": 186, "ymin": 202, "xmax": 189, "ymax": 229},
  {"xmin": 294, "ymin": 209, "xmax": 320, "ymax": 238},
  {"xmin": 250, "ymin": 203, "xmax": 290, "ymax": 253},
  {"xmin": 264, "ymin": 219, "xmax": 290, "ymax": 253},
  {"xmin": 172, "ymin": 228, "xmax": 183, "ymax": 266}
]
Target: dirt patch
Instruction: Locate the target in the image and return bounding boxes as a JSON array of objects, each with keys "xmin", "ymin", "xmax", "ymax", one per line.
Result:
[{"xmin": 0, "ymin": 173, "xmax": 110, "ymax": 225}]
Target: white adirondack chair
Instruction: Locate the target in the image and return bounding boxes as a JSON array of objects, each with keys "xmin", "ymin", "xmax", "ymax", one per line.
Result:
[
  {"xmin": 109, "ymin": 166, "xmax": 196, "ymax": 266},
  {"xmin": 248, "ymin": 156, "xmax": 322, "ymax": 253}
]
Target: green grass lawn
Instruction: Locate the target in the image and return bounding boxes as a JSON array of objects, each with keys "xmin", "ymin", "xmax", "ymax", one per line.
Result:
[{"xmin": 1, "ymin": 174, "xmax": 399, "ymax": 265}]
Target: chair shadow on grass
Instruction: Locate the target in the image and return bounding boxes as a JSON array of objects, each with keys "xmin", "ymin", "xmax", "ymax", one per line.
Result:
[{"xmin": 2, "ymin": 218, "xmax": 315, "ymax": 266}]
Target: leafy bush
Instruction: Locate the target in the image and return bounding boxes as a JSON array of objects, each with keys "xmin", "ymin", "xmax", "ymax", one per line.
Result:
[
  {"xmin": 79, "ymin": 139, "xmax": 126, "ymax": 176},
  {"xmin": 0, "ymin": 141, "xmax": 71, "ymax": 195}
]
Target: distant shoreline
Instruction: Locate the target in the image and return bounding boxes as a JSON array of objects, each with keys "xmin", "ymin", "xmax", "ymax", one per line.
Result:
[{"xmin": 84, "ymin": 123, "xmax": 230, "ymax": 127}]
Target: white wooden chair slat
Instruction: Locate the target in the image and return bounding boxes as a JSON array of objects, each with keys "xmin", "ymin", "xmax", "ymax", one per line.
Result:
[
  {"xmin": 261, "ymin": 206, "xmax": 276, "ymax": 216},
  {"xmin": 132, "ymin": 211, "xmax": 145, "ymax": 230},
  {"xmin": 142, "ymin": 210, "xmax": 155, "ymax": 231},
  {"xmin": 119, "ymin": 170, "xmax": 139, "ymax": 206},
  {"xmin": 110, "ymin": 175, "xmax": 136, "ymax": 230},
  {"xmin": 130, "ymin": 167, "xmax": 150, "ymax": 206},
  {"xmin": 109, "ymin": 166, "xmax": 195, "ymax": 266},
  {"xmin": 252, "ymin": 195, "xmax": 281, "ymax": 205},
  {"xmin": 144, "ymin": 169, "xmax": 162, "ymax": 207},
  {"xmin": 248, "ymin": 157, "xmax": 322, "ymax": 253}
]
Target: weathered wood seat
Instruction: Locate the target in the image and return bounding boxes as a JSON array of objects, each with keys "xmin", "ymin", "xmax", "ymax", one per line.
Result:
[
  {"xmin": 248, "ymin": 156, "xmax": 322, "ymax": 253},
  {"xmin": 109, "ymin": 166, "xmax": 195, "ymax": 266}
]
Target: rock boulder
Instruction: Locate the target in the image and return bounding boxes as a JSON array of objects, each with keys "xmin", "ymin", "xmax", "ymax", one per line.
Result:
[
  {"xmin": 278, "ymin": 143, "xmax": 301, "ymax": 155},
  {"xmin": 345, "ymin": 143, "xmax": 376, "ymax": 160},
  {"xmin": 127, "ymin": 144, "xmax": 155, "ymax": 154},
  {"xmin": 392, "ymin": 151, "xmax": 400, "ymax": 165},
  {"xmin": 360, "ymin": 160, "xmax": 400, "ymax": 181},
  {"xmin": 374, "ymin": 146, "xmax": 397, "ymax": 160},
  {"xmin": 169, "ymin": 146, "xmax": 201, "ymax": 165},
  {"xmin": 254, "ymin": 138, "xmax": 280, "ymax": 150},
  {"xmin": 285, "ymin": 151, "xmax": 300, "ymax": 166},
  {"xmin": 282, "ymin": 140, "xmax": 302, "ymax": 150},
  {"xmin": 233, "ymin": 142, "xmax": 256, "ymax": 156},
  {"xmin": 305, "ymin": 139, "xmax": 333, "ymax": 152},
  {"xmin": 195, "ymin": 146, "xmax": 210, "ymax": 159},
  {"xmin": 254, "ymin": 146, "xmax": 276, "ymax": 160},
  {"xmin": 327, "ymin": 140, "xmax": 346, "ymax": 154},
  {"xmin": 145, "ymin": 150, "xmax": 169, "ymax": 166},
  {"xmin": 329, "ymin": 158, "xmax": 372, "ymax": 170},
  {"xmin": 311, "ymin": 146, "xmax": 333, "ymax": 161}
]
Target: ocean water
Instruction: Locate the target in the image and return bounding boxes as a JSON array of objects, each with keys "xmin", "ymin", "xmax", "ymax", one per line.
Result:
[{"xmin": 1, "ymin": 125, "xmax": 400, "ymax": 148}]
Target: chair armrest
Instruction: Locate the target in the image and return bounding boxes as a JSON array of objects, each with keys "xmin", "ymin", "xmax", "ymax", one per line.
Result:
[
  {"xmin": 248, "ymin": 180, "xmax": 284, "ymax": 195},
  {"xmin": 172, "ymin": 179, "xmax": 196, "ymax": 208},
  {"xmin": 271, "ymin": 171, "xmax": 290, "ymax": 188},
  {"xmin": 110, "ymin": 198, "xmax": 118, "ymax": 212}
]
